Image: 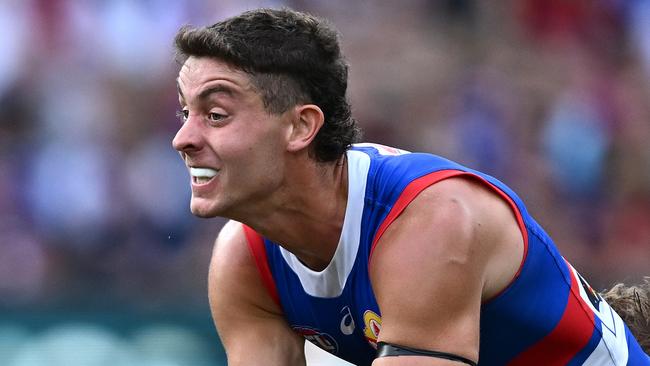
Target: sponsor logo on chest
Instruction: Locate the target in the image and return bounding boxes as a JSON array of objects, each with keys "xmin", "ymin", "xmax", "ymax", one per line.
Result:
[{"xmin": 293, "ymin": 326, "xmax": 339, "ymax": 354}]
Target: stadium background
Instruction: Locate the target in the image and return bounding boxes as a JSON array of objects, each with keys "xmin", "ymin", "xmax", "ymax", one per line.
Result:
[{"xmin": 0, "ymin": 0, "xmax": 649, "ymax": 365}]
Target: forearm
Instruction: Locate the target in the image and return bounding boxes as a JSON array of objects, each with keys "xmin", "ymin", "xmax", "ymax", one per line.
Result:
[{"xmin": 221, "ymin": 326, "xmax": 306, "ymax": 366}]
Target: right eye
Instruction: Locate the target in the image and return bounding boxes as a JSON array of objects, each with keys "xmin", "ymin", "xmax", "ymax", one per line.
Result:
[{"xmin": 176, "ymin": 109, "xmax": 189, "ymax": 123}]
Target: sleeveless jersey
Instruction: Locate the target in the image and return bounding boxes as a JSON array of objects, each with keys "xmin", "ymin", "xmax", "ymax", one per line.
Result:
[{"xmin": 243, "ymin": 143, "xmax": 649, "ymax": 365}]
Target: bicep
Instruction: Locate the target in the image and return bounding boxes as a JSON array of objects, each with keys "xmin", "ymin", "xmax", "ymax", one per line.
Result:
[
  {"xmin": 209, "ymin": 221, "xmax": 306, "ymax": 365},
  {"xmin": 369, "ymin": 183, "xmax": 487, "ymax": 364}
]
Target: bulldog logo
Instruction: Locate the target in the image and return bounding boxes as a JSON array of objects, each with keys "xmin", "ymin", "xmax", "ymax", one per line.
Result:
[{"xmin": 363, "ymin": 310, "xmax": 382, "ymax": 349}]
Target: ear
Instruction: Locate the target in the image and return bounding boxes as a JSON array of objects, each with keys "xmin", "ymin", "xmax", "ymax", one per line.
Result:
[{"xmin": 286, "ymin": 104, "xmax": 324, "ymax": 153}]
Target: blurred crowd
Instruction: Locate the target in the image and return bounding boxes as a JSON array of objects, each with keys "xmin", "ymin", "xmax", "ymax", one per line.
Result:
[{"xmin": 0, "ymin": 0, "xmax": 649, "ymax": 364}]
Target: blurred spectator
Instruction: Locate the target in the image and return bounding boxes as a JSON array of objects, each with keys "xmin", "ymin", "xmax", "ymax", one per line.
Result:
[
  {"xmin": 0, "ymin": 222, "xmax": 47, "ymax": 306},
  {"xmin": 0, "ymin": 0, "xmax": 31, "ymax": 96},
  {"xmin": 627, "ymin": 0, "xmax": 650, "ymax": 77},
  {"xmin": 541, "ymin": 86, "xmax": 610, "ymax": 200},
  {"xmin": 448, "ymin": 66, "xmax": 515, "ymax": 180}
]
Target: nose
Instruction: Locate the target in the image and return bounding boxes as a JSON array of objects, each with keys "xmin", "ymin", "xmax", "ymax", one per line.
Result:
[{"xmin": 172, "ymin": 117, "xmax": 201, "ymax": 153}]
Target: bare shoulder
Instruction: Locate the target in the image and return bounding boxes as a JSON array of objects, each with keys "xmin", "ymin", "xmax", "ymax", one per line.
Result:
[
  {"xmin": 209, "ymin": 220, "xmax": 280, "ymax": 316},
  {"xmin": 376, "ymin": 175, "xmax": 525, "ymax": 298},
  {"xmin": 209, "ymin": 220, "xmax": 305, "ymax": 365},
  {"xmin": 436, "ymin": 176, "xmax": 526, "ymax": 300},
  {"xmin": 371, "ymin": 176, "xmax": 523, "ymax": 273},
  {"xmin": 211, "ymin": 220, "xmax": 252, "ymax": 274},
  {"xmin": 368, "ymin": 176, "xmax": 524, "ymax": 362}
]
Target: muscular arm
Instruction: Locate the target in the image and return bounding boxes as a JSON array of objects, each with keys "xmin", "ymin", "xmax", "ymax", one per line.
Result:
[
  {"xmin": 209, "ymin": 221, "xmax": 306, "ymax": 365},
  {"xmin": 369, "ymin": 177, "xmax": 524, "ymax": 365}
]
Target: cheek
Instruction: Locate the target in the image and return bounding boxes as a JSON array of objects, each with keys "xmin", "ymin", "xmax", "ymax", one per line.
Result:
[
  {"xmin": 218, "ymin": 117, "xmax": 288, "ymax": 179},
  {"xmin": 219, "ymin": 141, "xmax": 281, "ymax": 181},
  {"xmin": 246, "ymin": 148, "xmax": 284, "ymax": 178},
  {"xmin": 245, "ymin": 146, "xmax": 287, "ymax": 186}
]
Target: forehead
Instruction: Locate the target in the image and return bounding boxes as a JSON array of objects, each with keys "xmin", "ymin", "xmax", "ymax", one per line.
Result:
[{"xmin": 177, "ymin": 56, "xmax": 253, "ymax": 97}]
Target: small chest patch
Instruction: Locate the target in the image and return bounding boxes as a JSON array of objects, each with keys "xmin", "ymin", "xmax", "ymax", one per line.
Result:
[
  {"xmin": 363, "ymin": 310, "xmax": 382, "ymax": 349},
  {"xmin": 293, "ymin": 326, "xmax": 339, "ymax": 354}
]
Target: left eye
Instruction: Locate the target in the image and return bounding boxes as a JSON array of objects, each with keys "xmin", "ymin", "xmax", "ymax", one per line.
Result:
[{"xmin": 208, "ymin": 112, "xmax": 226, "ymax": 122}]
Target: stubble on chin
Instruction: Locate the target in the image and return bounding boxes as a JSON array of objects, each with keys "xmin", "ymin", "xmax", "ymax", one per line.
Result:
[{"xmin": 190, "ymin": 199, "xmax": 222, "ymax": 218}]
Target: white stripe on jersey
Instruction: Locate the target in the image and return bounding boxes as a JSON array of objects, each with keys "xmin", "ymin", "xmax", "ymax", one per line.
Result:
[
  {"xmin": 279, "ymin": 149, "xmax": 371, "ymax": 298},
  {"xmin": 567, "ymin": 262, "xmax": 629, "ymax": 365},
  {"xmin": 583, "ymin": 339, "xmax": 616, "ymax": 366}
]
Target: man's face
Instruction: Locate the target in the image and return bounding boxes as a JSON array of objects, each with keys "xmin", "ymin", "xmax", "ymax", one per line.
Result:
[{"xmin": 173, "ymin": 56, "xmax": 290, "ymax": 218}]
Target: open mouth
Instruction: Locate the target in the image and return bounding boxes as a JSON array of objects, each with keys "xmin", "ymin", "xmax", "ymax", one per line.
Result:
[{"xmin": 190, "ymin": 167, "xmax": 219, "ymax": 185}]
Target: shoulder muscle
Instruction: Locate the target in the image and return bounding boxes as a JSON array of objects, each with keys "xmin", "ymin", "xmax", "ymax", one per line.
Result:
[
  {"xmin": 369, "ymin": 176, "xmax": 523, "ymax": 363},
  {"xmin": 210, "ymin": 220, "xmax": 282, "ymax": 319}
]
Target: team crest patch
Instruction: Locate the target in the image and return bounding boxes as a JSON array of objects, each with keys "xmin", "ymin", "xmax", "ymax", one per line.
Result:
[
  {"xmin": 293, "ymin": 326, "xmax": 339, "ymax": 354},
  {"xmin": 363, "ymin": 310, "xmax": 382, "ymax": 349}
]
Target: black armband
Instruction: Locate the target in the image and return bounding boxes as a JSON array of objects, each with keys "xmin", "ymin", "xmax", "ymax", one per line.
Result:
[{"xmin": 376, "ymin": 341, "xmax": 477, "ymax": 366}]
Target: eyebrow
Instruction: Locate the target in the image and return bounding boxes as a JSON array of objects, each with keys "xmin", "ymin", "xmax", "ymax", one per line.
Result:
[
  {"xmin": 176, "ymin": 80, "xmax": 235, "ymax": 101},
  {"xmin": 198, "ymin": 85, "xmax": 234, "ymax": 100}
]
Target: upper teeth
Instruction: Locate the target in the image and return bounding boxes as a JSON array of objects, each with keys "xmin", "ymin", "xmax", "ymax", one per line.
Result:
[{"xmin": 190, "ymin": 167, "xmax": 218, "ymax": 178}]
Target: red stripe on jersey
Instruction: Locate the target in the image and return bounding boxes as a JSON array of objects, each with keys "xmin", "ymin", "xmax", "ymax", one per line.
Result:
[
  {"xmin": 368, "ymin": 170, "xmax": 529, "ymax": 292},
  {"xmin": 507, "ymin": 260, "xmax": 595, "ymax": 365},
  {"xmin": 243, "ymin": 225, "xmax": 282, "ymax": 308}
]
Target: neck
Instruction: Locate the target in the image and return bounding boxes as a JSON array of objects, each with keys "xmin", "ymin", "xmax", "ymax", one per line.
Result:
[{"xmin": 235, "ymin": 153, "xmax": 348, "ymax": 271}]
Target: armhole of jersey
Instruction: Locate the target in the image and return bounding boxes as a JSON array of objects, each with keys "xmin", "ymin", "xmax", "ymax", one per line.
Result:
[
  {"xmin": 368, "ymin": 170, "xmax": 529, "ymax": 301},
  {"xmin": 242, "ymin": 225, "xmax": 282, "ymax": 309}
]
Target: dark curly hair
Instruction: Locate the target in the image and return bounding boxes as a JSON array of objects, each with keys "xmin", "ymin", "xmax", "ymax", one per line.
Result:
[{"xmin": 174, "ymin": 8, "xmax": 361, "ymax": 162}]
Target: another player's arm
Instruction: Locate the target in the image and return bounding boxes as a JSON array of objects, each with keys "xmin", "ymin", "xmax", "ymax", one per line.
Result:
[
  {"xmin": 369, "ymin": 177, "xmax": 524, "ymax": 365},
  {"xmin": 209, "ymin": 220, "xmax": 306, "ymax": 365}
]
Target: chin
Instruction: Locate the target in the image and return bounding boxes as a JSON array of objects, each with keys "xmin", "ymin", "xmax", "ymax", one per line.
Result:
[
  {"xmin": 189, "ymin": 198, "xmax": 222, "ymax": 218},
  {"xmin": 190, "ymin": 207, "xmax": 217, "ymax": 218}
]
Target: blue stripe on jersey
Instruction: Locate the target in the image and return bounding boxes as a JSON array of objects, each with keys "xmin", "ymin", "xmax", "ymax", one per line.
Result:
[
  {"xmin": 478, "ymin": 229, "xmax": 573, "ymax": 364},
  {"xmin": 568, "ymin": 326, "xmax": 601, "ymax": 366},
  {"xmin": 626, "ymin": 325, "xmax": 650, "ymax": 365}
]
